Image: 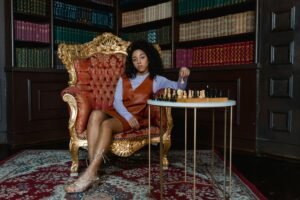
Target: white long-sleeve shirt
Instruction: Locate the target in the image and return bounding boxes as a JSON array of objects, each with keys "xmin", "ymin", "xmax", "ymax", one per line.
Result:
[{"xmin": 113, "ymin": 73, "xmax": 187, "ymax": 121}]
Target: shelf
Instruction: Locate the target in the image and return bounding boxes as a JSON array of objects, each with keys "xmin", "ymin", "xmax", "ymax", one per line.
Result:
[
  {"xmin": 14, "ymin": 40, "xmax": 51, "ymax": 48},
  {"xmin": 5, "ymin": 67, "xmax": 67, "ymax": 73},
  {"xmin": 159, "ymin": 44, "xmax": 172, "ymax": 50},
  {"xmin": 57, "ymin": 0, "xmax": 114, "ymax": 11},
  {"xmin": 176, "ymin": 0, "xmax": 255, "ymax": 23},
  {"xmin": 164, "ymin": 63, "xmax": 258, "ymax": 73},
  {"xmin": 175, "ymin": 32, "xmax": 255, "ymax": 48},
  {"xmin": 120, "ymin": 0, "xmax": 170, "ymax": 12},
  {"xmin": 54, "ymin": 18, "xmax": 113, "ymax": 32},
  {"xmin": 120, "ymin": 18, "xmax": 171, "ymax": 32},
  {"xmin": 14, "ymin": 12, "xmax": 50, "ymax": 23}
]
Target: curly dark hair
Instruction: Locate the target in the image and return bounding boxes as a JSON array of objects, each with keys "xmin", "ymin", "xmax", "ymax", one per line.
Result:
[{"xmin": 125, "ymin": 40, "xmax": 163, "ymax": 79}]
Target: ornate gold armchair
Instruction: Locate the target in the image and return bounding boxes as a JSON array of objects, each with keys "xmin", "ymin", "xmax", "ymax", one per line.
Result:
[{"xmin": 58, "ymin": 32, "xmax": 173, "ymax": 175}]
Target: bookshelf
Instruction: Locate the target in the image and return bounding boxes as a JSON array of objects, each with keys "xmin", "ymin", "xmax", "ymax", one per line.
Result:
[
  {"xmin": 118, "ymin": 0, "xmax": 256, "ymax": 70},
  {"xmin": 52, "ymin": 0, "xmax": 115, "ymax": 69},
  {"xmin": 8, "ymin": 0, "xmax": 116, "ymax": 71},
  {"xmin": 12, "ymin": 0, "xmax": 51, "ymax": 69},
  {"xmin": 174, "ymin": 0, "xmax": 256, "ymax": 68},
  {"xmin": 117, "ymin": 0, "xmax": 258, "ymax": 151},
  {"xmin": 4, "ymin": 0, "xmax": 116, "ymax": 146},
  {"xmin": 118, "ymin": 0, "xmax": 173, "ymax": 69}
]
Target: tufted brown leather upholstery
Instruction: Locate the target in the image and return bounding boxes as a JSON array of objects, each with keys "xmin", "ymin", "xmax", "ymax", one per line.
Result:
[
  {"xmin": 58, "ymin": 33, "xmax": 172, "ymax": 175},
  {"xmin": 62, "ymin": 53, "xmax": 126, "ymax": 137}
]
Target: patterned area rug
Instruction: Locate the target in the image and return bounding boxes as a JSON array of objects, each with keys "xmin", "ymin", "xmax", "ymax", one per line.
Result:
[{"xmin": 0, "ymin": 149, "xmax": 266, "ymax": 200}]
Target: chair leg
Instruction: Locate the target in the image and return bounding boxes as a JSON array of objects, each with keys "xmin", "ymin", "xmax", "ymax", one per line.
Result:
[
  {"xmin": 69, "ymin": 140, "xmax": 80, "ymax": 176},
  {"xmin": 162, "ymin": 138, "xmax": 171, "ymax": 170}
]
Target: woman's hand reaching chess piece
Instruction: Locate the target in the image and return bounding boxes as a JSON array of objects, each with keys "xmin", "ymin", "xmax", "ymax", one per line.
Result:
[{"xmin": 179, "ymin": 67, "xmax": 190, "ymax": 84}]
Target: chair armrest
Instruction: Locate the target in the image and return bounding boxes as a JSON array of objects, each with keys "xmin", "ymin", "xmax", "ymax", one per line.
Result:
[{"xmin": 61, "ymin": 86, "xmax": 93, "ymax": 136}]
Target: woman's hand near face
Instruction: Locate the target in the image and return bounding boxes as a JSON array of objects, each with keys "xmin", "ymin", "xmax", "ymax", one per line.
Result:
[
  {"xmin": 179, "ymin": 67, "xmax": 190, "ymax": 79},
  {"xmin": 128, "ymin": 116, "xmax": 140, "ymax": 130}
]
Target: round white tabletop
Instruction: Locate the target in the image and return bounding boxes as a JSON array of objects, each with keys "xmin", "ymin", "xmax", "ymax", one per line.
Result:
[{"xmin": 147, "ymin": 99, "xmax": 236, "ymax": 108}]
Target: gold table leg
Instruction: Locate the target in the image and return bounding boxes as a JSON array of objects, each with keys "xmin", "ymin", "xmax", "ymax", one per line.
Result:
[
  {"xmin": 223, "ymin": 107, "xmax": 227, "ymax": 198},
  {"xmin": 193, "ymin": 108, "xmax": 197, "ymax": 199},
  {"xmin": 148, "ymin": 105, "xmax": 151, "ymax": 195},
  {"xmin": 160, "ymin": 107, "xmax": 164, "ymax": 199}
]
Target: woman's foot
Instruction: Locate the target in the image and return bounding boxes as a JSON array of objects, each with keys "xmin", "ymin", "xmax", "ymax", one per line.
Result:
[{"xmin": 64, "ymin": 174, "xmax": 99, "ymax": 193}]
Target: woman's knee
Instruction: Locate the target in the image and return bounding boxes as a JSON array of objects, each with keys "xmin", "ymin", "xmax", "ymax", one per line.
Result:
[
  {"xmin": 101, "ymin": 118, "xmax": 123, "ymax": 133},
  {"xmin": 89, "ymin": 110, "xmax": 106, "ymax": 124}
]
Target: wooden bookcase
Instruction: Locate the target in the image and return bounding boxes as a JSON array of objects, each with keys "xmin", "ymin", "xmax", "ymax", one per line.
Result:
[
  {"xmin": 118, "ymin": 0, "xmax": 258, "ymax": 152},
  {"xmin": 4, "ymin": 0, "xmax": 117, "ymax": 146}
]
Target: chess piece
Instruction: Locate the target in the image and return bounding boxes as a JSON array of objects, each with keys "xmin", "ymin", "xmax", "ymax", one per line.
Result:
[
  {"xmin": 167, "ymin": 88, "xmax": 171, "ymax": 101},
  {"xmin": 196, "ymin": 90, "xmax": 200, "ymax": 98},
  {"xmin": 177, "ymin": 89, "xmax": 183, "ymax": 99},
  {"xmin": 163, "ymin": 88, "xmax": 168, "ymax": 100},
  {"xmin": 183, "ymin": 91, "xmax": 187, "ymax": 99},
  {"xmin": 188, "ymin": 90, "xmax": 193, "ymax": 98},
  {"xmin": 200, "ymin": 90, "xmax": 205, "ymax": 98},
  {"xmin": 172, "ymin": 89, "xmax": 177, "ymax": 101}
]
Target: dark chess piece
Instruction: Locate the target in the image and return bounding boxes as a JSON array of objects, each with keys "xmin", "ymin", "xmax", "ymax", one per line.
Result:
[
  {"xmin": 205, "ymin": 85, "xmax": 213, "ymax": 98},
  {"xmin": 211, "ymin": 88, "xmax": 217, "ymax": 98},
  {"xmin": 218, "ymin": 89, "xmax": 224, "ymax": 97}
]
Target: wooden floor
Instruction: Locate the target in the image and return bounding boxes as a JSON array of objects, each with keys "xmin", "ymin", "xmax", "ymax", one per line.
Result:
[{"xmin": 1, "ymin": 142, "xmax": 300, "ymax": 200}]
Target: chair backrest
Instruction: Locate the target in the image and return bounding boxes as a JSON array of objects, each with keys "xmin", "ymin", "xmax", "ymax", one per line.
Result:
[{"xmin": 58, "ymin": 32, "xmax": 130, "ymax": 110}]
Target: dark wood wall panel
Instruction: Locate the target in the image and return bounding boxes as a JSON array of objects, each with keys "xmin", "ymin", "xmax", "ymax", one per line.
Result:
[
  {"xmin": 271, "ymin": 7, "xmax": 296, "ymax": 32},
  {"xmin": 269, "ymin": 110, "xmax": 292, "ymax": 132},
  {"xmin": 165, "ymin": 68, "xmax": 257, "ymax": 152},
  {"xmin": 0, "ymin": 81, "xmax": 2, "ymax": 122},
  {"xmin": 0, "ymin": 0, "xmax": 7, "ymax": 143},
  {"xmin": 258, "ymin": 0, "xmax": 300, "ymax": 158},
  {"xmin": 269, "ymin": 76, "xmax": 293, "ymax": 98},
  {"xmin": 270, "ymin": 42, "xmax": 294, "ymax": 65},
  {"xmin": 28, "ymin": 79, "xmax": 67, "ymax": 121},
  {"xmin": 7, "ymin": 71, "xmax": 69, "ymax": 146}
]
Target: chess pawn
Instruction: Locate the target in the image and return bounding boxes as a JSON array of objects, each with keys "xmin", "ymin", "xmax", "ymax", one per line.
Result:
[
  {"xmin": 172, "ymin": 89, "xmax": 177, "ymax": 101},
  {"xmin": 205, "ymin": 85, "xmax": 210, "ymax": 97},
  {"xmin": 183, "ymin": 91, "xmax": 187, "ymax": 99},
  {"xmin": 166, "ymin": 88, "xmax": 171, "ymax": 101},
  {"xmin": 200, "ymin": 90, "xmax": 205, "ymax": 98},
  {"xmin": 196, "ymin": 90, "xmax": 200, "ymax": 98},
  {"xmin": 188, "ymin": 90, "xmax": 193, "ymax": 98},
  {"xmin": 218, "ymin": 90, "xmax": 223, "ymax": 97},
  {"xmin": 163, "ymin": 88, "xmax": 168, "ymax": 100}
]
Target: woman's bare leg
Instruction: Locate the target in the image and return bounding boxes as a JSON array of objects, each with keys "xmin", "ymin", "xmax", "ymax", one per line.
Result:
[
  {"xmin": 86, "ymin": 110, "xmax": 109, "ymax": 162},
  {"xmin": 65, "ymin": 117, "xmax": 123, "ymax": 193},
  {"xmin": 83, "ymin": 118, "xmax": 123, "ymax": 177}
]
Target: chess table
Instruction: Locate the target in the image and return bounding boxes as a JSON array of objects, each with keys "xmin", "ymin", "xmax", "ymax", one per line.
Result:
[{"xmin": 147, "ymin": 99, "xmax": 236, "ymax": 199}]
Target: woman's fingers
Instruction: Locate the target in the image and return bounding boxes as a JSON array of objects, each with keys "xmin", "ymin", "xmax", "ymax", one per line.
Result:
[
  {"xmin": 179, "ymin": 67, "xmax": 190, "ymax": 78},
  {"xmin": 129, "ymin": 117, "xmax": 140, "ymax": 129}
]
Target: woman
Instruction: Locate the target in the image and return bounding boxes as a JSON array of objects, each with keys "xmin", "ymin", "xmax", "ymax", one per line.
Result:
[{"xmin": 64, "ymin": 40, "xmax": 190, "ymax": 193}]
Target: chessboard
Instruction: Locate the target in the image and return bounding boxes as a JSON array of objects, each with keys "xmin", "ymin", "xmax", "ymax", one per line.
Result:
[
  {"xmin": 153, "ymin": 88, "xmax": 229, "ymax": 103},
  {"xmin": 177, "ymin": 97, "xmax": 228, "ymax": 103}
]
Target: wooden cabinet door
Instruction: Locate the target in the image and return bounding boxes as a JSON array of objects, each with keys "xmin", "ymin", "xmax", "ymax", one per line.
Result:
[{"xmin": 258, "ymin": 0, "xmax": 300, "ymax": 158}]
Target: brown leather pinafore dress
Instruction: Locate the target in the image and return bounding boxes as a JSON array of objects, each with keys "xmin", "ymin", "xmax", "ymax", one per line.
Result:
[{"xmin": 106, "ymin": 75, "xmax": 153, "ymax": 132}]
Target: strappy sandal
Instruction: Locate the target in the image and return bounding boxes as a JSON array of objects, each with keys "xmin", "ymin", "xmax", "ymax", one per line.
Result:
[
  {"xmin": 86, "ymin": 149, "xmax": 110, "ymax": 167},
  {"xmin": 64, "ymin": 176, "xmax": 99, "ymax": 193},
  {"xmin": 64, "ymin": 149, "xmax": 107, "ymax": 193}
]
